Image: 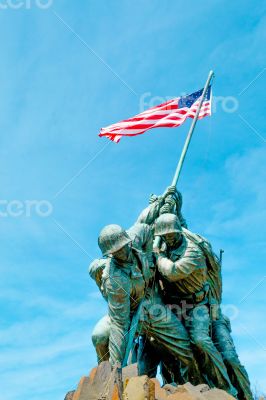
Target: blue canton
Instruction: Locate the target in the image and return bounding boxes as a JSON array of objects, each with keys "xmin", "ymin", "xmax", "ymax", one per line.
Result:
[{"xmin": 178, "ymin": 85, "xmax": 211, "ymax": 109}]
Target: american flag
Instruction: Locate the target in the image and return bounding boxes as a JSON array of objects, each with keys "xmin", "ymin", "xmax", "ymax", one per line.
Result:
[{"xmin": 99, "ymin": 86, "xmax": 212, "ymax": 143}]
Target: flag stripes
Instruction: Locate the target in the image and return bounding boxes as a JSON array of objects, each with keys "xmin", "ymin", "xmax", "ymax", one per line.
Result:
[{"xmin": 99, "ymin": 87, "xmax": 212, "ymax": 143}]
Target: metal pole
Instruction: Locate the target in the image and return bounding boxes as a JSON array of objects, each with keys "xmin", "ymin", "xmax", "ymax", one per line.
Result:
[
  {"xmin": 171, "ymin": 70, "xmax": 214, "ymax": 188},
  {"xmin": 219, "ymin": 249, "xmax": 224, "ymax": 265},
  {"xmin": 154, "ymin": 71, "xmax": 215, "ymax": 251}
]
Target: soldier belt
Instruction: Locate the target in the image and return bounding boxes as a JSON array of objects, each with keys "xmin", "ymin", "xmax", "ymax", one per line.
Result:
[{"xmin": 165, "ymin": 283, "xmax": 210, "ymax": 305}]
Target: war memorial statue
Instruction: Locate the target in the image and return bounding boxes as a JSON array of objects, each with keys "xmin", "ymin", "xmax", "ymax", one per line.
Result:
[{"xmin": 87, "ymin": 71, "xmax": 253, "ymax": 400}]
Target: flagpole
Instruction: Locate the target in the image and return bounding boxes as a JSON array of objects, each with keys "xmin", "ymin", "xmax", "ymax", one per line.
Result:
[
  {"xmin": 170, "ymin": 70, "xmax": 214, "ymax": 189},
  {"xmin": 153, "ymin": 71, "xmax": 215, "ymax": 251},
  {"xmin": 125, "ymin": 73, "xmax": 215, "ymax": 366}
]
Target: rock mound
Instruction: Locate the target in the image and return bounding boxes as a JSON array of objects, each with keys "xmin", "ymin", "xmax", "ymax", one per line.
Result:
[{"xmin": 64, "ymin": 361, "xmax": 235, "ymax": 400}]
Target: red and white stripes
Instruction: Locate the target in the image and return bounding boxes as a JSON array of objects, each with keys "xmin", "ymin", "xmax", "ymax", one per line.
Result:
[{"xmin": 99, "ymin": 95, "xmax": 211, "ymax": 143}]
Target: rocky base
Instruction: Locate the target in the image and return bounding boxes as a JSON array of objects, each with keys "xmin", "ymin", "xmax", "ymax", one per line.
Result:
[{"xmin": 64, "ymin": 362, "xmax": 235, "ymax": 400}]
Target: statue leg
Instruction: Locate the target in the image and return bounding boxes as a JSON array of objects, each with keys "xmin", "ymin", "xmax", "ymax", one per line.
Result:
[
  {"xmin": 91, "ymin": 315, "xmax": 110, "ymax": 363},
  {"xmin": 141, "ymin": 298, "xmax": 196, "ymax": 384},
  {"xmin": 137, "ymin": 335, "xmax": 187, "ymax": 384},
  {"xmin": 160, "ymin": 357, "xmax": 185, "ymax": 385},
  {"xmin": 212, "ymin": 314, "xmax": 253, "ymax": 400},
  {"xmin": 137, "ymin": 336, "xmax": 161, "ymax": 377},
  {"xmin": 185, "ymin": 304, "xmax": 237, "ymax": 397}
]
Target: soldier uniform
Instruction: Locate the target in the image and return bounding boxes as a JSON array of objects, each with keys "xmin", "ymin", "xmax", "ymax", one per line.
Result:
[
  {"xmin": 91, "ymin": 221, "xmax": 197, "ymax": 383},
  {"xmin": 155, "ymin": 213, "xmax": 237, "ymax": 397}
]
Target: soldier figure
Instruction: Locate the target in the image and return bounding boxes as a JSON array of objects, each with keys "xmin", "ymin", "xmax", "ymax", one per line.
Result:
[
  {"xmin": 154, "ymin": 213, "xmax": 237, "ymax": 397},
  {"xmin": 91, "ymin": 219, "xmax": 201, "ymax": 383},
  {"xmin": 152, "ymin": 187, "xmax": 253, "ymax": 400},
  {"xmin": 143, "ymin": 185, "xmax": 252, "ymax": 399}
]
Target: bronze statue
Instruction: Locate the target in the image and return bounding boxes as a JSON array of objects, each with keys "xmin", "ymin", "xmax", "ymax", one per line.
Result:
[
  {"xmin": 89, "ymin": 185, "xmax": 253, "ymax": 399},
  {"xmin": 141, "ymin": 186, "xmax": 252, "ymax": 400},
  {"xmin": 91, "ymin": 217, "xmax": 200, "ymax": 384}
]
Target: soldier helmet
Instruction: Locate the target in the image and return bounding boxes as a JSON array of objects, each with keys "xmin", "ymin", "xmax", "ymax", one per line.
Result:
[
  {"xmin": 154, "ymin": 213, "xmax": 182, "ymax": 236},
  {"xmin": 98, "ymin": 224, "xmax": 131, "ymax": 256}
]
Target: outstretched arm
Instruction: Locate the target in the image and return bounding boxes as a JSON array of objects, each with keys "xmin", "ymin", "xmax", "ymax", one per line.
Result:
[
  {"xmin": 137, "ymin": 186, "xmax": 188, "ymax": 228},
  {"xmin": 136, "ymin": 195, "xmax": 164, "ymax": 225},
  {"xmin": 163, "ymin": 186, "xmax": 187, "ymax": 228}
]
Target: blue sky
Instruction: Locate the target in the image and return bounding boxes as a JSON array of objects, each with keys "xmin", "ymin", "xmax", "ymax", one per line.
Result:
[{"xmin": 0, "ymin": 1, "xmax": 265, "ymax": 399}]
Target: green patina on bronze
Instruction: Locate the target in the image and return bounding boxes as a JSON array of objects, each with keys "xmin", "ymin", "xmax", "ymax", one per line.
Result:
[
  {"xmin": 89, "ymin": 186, "xmax": 253, "ymax": 400},
  {"xmin": 90, "ymin": 197, "xmax": 198, "ymax": 383}
]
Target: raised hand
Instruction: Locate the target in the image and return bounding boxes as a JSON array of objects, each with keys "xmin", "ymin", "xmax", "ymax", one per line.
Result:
[{"xmin": 149, "ymin": 194, "xmax": 158, "ymax": 204}]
